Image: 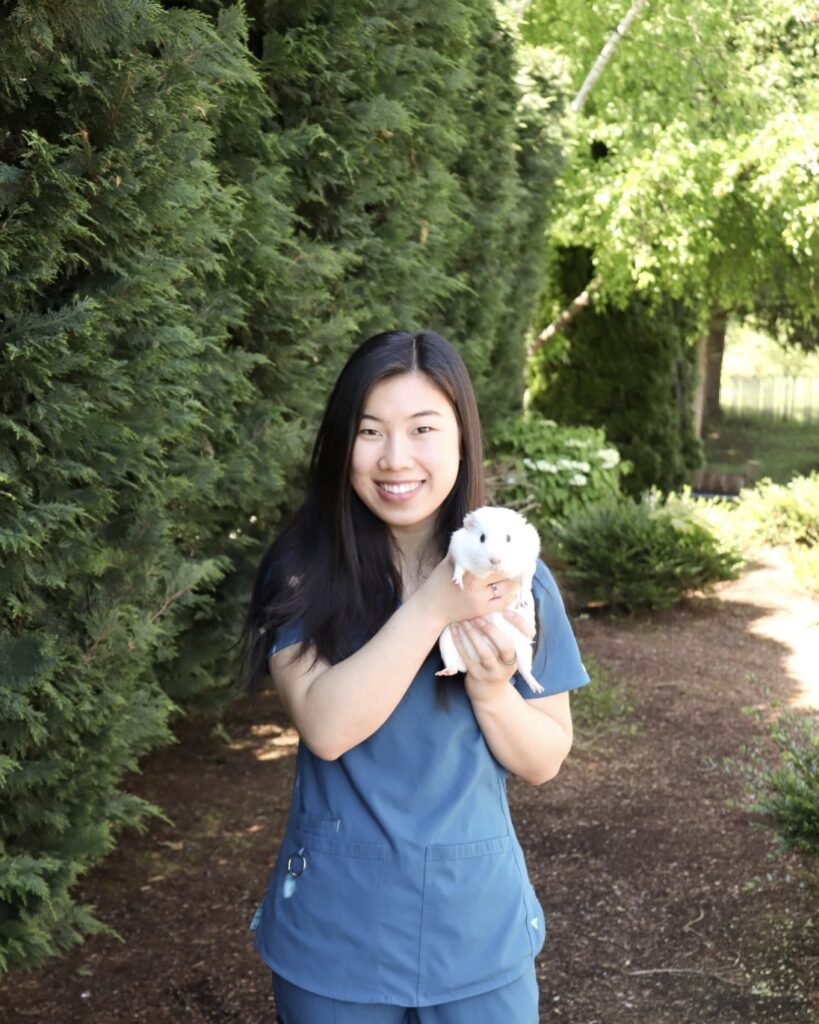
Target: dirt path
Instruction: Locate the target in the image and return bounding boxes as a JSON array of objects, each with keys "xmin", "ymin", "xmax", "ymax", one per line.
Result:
[{"xmin": 2, "ymin": 548, "xmax": 817, "ymax": 1023}]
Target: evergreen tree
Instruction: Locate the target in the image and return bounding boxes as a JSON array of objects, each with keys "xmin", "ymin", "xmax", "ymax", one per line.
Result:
[
  {"xmin": 1, "ymin": 0, "xmax": 563, "ymax": 970},
  {"xmin": 0, "ymin": 0, "xmax": 257, "ymax": 970}
]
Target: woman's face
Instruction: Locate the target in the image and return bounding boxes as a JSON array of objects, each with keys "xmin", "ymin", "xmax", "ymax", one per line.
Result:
[{"xmin": 350, "ymin": 372, "xmax": 461, "ymax": 542}]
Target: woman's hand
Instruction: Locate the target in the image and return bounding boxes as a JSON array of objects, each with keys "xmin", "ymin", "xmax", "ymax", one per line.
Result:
[
  {"xmin": 421, "ymin": 556, "xmax": 520, "ymax": 628},
  {"xmin": 450, "ymin": 613, "xmax": 528, "ymax": 705}
]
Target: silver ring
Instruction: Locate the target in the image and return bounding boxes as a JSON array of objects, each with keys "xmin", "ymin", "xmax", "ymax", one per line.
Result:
[
  {"xmin": 490, "ymin": 583, "xmax": 500, "ymax": 599},
  {"xmin": 501, "ymin": 654, "xmax": 517, "ymax": 666},
  {"xmin": 287, "ymin": 849, "xmax": 307, "ymax": 878}
]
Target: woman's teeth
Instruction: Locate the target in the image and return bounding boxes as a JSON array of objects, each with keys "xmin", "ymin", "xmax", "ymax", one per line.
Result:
[{"xmin": 380, "ymin": 482, "xmax": 420, "ymax": 494}]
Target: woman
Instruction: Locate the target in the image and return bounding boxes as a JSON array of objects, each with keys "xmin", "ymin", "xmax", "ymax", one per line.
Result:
[{"xmin": 242, "ymin": 329, "xmax": 589, "ymax": 1023}]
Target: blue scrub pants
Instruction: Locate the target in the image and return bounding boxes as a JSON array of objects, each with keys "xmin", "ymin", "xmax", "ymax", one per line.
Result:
[{"xmin": 272, "ymin": 964, "xmax": 539, "ymax": 1023}]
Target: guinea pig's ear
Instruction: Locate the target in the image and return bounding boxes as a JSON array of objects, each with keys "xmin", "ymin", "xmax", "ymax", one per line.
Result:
[{"xmin": 463, "ymin": 511, "xmax": 478, "ymax": 531}]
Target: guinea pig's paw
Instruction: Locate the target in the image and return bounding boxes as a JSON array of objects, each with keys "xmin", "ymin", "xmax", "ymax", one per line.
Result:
[{"xmin": 435, "ymin": 668, "xmax": 460, "ymax": 677}]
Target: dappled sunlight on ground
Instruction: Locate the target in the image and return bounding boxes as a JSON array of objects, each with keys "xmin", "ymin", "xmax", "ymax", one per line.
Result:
[
  {"xmin": 229, "ymin": 721, "xmax": 300, "ymax": 761},
  {"xmin": 715, "ymin": 546, "xmax": 819, "ymax": 710}
]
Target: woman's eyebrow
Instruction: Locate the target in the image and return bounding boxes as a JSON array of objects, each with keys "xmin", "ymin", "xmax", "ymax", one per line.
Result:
[{"xmin": 360, "ymin": 410, "xmax": 444, "ymax": 422}]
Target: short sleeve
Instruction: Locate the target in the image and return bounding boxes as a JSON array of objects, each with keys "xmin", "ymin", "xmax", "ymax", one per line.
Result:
[
  {"xmin": 268, "ymin": 618, "xmax": 305, "ymax": 657},
  {"xmin": 513, "ymin": 559, "xmax": 590, "ymax": 700}
]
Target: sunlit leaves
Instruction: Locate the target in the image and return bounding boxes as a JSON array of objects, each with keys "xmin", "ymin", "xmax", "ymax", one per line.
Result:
[{"xmin": 522, "ymin": 0, "xmax": 819, "ymax": 321}]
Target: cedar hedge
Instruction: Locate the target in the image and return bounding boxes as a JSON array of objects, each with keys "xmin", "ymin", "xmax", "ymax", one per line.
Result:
[{"xmin": 0, "ymin": 1, "xmax": 562, "ymax": 969}]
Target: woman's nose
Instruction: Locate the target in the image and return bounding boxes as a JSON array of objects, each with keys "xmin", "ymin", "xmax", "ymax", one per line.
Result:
[{"xmin": 378, "ymin": 436, "xmax": 413, "ymax": 469}]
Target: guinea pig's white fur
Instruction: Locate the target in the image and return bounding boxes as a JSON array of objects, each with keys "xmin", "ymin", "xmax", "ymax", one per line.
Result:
[{"xmin": 436, "ymin": 506, "xmax": 544, "ymax": 693}]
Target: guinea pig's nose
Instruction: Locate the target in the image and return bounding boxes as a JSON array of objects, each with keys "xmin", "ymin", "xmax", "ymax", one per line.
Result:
[{"xmin": 489, "ymin": 556, "xmax": 501, "ymax": 566}]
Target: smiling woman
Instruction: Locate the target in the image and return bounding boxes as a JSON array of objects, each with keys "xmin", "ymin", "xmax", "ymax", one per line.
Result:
[{"xmin": 239, "ymin": 329, "xmax": 589, "ymax": 1023}]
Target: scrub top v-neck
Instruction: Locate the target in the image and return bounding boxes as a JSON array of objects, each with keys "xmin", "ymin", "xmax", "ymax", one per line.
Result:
[{"xmin": 251, "ymin": 559, "xmax": 589, "ymax": 1007}]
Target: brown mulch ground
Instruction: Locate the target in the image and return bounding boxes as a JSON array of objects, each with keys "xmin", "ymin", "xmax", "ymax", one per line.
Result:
[{"xmin": 2, "ymin": 547, "xmax": 817, "ymax": 1023}]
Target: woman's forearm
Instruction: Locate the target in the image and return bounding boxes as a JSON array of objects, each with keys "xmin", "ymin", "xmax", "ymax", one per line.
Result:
[
  {"xmin": 298, "ymin": 592, "xmax": 447, "ymax": 760},
  {"xmin": 469, "ymin": 687, "xmax": 573, "ymax": 785},
  {"xmin": 276, "ymin": 559, "xmax": 523, "ymax": 760}
]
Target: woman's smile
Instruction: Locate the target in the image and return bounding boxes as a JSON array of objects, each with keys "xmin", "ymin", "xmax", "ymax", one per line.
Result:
[{"xmin": 376, "ymin": 479, "xmax": 425, "ymax": 500}]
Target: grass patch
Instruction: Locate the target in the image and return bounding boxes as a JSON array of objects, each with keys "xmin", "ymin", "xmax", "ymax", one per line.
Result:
[
  {"xmin": 701, "ymin": 412, "xmax": 819, "ymax": 484},
  {"xmin": 572, "ymin": 653, "xmax": 638, "ymax": 741}
]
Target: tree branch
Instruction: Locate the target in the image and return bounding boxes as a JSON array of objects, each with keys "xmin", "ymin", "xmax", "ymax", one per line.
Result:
[
  {"xmin": 571, "ymin": 0, "xmax": 651, "ymax": 113},
  {"xmin": 527, "ymin": 277, "xmax": 601, "ymax": 356}
]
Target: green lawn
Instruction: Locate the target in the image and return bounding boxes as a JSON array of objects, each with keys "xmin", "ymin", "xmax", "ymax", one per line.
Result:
[{"xmin": 701, "ymin": 411, "xmax": 819, "ymax": 484}]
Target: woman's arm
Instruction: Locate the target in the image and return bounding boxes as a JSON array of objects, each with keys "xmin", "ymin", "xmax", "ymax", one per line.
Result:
[
  {"xmin": 452, "ymin": 615, "xmax": 574, "ymax": 785},
  {"xmin": 269, "ymin": 558, "xmax": 518, "ymax": 760}
]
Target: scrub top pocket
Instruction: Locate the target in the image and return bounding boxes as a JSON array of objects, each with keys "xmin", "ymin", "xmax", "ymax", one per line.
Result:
[
  {"xmin": 261, "ymin": 819, "xmax": 389, "ymax": 996},
  {"xmin": 418, "ymin": 835, "xmax": 533, "ymax": 1001}
]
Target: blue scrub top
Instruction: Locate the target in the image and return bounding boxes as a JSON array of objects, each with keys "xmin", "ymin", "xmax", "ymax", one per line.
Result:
[{"xmin": 252, "ymin": 559, "xmax": 589, "ymax": 1007}]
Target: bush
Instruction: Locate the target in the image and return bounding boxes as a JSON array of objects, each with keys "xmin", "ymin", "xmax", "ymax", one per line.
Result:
[
  {"xmin": 731, "ymin": 712, "xmax": 819, "ymax": 858},
  {"xmin": 734, "ymin": 473, "xmax": 819, "ymax": 548},
  {"xmin": 664, "ymin": 476, "xmax": 819, "ymax": 597},
  {"xmin": 790, "ymin": 544, "xmax": 819, "ymax": 596},
  {"xmin": 552, "ymin": 493, "xmax": 743, "ymax": 611},
  {"xmin": 486, "ymin": 413, "xmax": 630, "ymax": 539}
]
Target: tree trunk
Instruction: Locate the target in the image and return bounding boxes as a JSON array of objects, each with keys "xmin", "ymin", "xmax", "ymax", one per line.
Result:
[{"xmin": 696, "ymin": 311, "xmax": 728, "ymax": 434}]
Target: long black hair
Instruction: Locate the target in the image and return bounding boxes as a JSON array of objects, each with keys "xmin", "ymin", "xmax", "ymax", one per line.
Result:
[{"xmin": 240, "ymin": 329, "xmax": 486, "ymax": 691}]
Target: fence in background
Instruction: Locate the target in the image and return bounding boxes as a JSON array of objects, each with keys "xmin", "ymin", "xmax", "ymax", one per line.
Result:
[{"xmin": 721, "ymin": 376, "xmax": 819, "ymax": 421}]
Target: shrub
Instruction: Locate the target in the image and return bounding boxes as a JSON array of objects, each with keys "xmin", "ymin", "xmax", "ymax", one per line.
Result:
[
  {"xmin": 790, "ymin": 545, "xmax": 819, "ymax": 596},
  {"xmin": 664, "ymin": 477, "xmax": 819, "ymax": 597},
  {"xmin": 552, "ymin": 493, "xmax": 743, "ymax": 611},
  {"xmin": 731, "ymin": 712, "xmax": 819, "ymax": 858},
  {"xmin": 734, "ymin": 473, "xmax": 819, "ymax": 548},
  {"xmin": 486, "ymin": 413, "xmax": 630, "ymax": 539}
]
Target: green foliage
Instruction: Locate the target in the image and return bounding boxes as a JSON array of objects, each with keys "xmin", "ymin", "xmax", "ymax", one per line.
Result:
[
  {"xmin": 789, "ymin": 545, "xmax": 819, "ymax": 596},
  {"xmin": 731, "ymin": 712, "xmax": 819, "ymax": 858},
  {"xmin": 662, "ymin": 474, "xmax": 819, "ymax": 598},
  {"xmin": 734, "ymin": 473, "xmax": 819, "ymax": 548},
  {"xmin": 486, "ymin": 412, "xmax": 629, "ymax": 539},
  {"xmin": 523, "ymin": 0, "xmax": 819, "ymax": 329},
  {"xmin": 552, "ymin": 492, "xmax": 743, "ymax": 611},
  {"xmin": 521, "ymin": 0, "xmax": 818, "ymax": 513},
  {"xmin": 529, "ymin": 246, "xmax": 703, "ymax": 496},
  {"xmin": 0, "ymin": 0, "xmax": 563, "ymax": 972},
  {"xmin": 0, "ymin": 0, "xmax": 251, "ymax": 972}
]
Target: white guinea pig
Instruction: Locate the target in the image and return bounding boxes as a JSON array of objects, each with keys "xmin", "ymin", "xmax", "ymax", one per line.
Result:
[{"xmin": 436, "ymin": 505, "xmax": 544, "ymax": 694}]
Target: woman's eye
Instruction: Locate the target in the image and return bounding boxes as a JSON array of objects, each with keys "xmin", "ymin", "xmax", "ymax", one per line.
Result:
[
  {"xmin": 414, "ymin": 425, "xmax": 433, "ymax": 434},
  {"xmin": 358, "ymin": 427, "xmax": 380, "ymax": 437}
]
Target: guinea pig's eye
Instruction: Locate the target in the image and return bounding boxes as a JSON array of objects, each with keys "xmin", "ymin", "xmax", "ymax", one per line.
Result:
[
  {"xmin": 479, "ymin": 533, "xmax": 485, "ymax": 543},
  {"xmin": 506, "ymin": 534, "xmax": 511, "ymax": 542}
]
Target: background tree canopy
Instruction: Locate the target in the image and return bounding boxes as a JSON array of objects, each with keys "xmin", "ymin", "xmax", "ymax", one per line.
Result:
[{"xmin": 521, "ymin": 0, "xmax": 818, "ymax": 489}]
